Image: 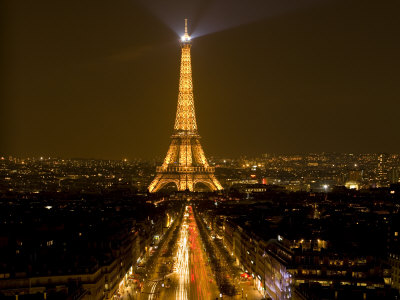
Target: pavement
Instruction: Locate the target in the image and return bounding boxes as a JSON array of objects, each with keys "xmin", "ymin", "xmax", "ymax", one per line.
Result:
[{"xmin": 236, "ymin": 280, "xmax": 265, "ymax": 300}]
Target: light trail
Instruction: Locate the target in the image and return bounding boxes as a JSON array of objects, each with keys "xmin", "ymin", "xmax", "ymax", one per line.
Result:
[
  {"xmin": 148, "ymin": 281, "xmax": 157, "ymax": 300},
  {"xmin": 187, "ymin": 205, "xmax": 214, "ymax": 299},
  {"xmin": 156, "ymin": 205, "xmax": 218, "ymax": 299},
  {"xmin": 174, "ymin": 207, "xmax": 190, "ymax": 300}
]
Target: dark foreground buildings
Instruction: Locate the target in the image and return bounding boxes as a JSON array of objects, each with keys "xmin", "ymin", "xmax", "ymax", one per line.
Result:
[
  {"xmin": 0, "ymin": 192, "xmax": 181, "ymax": 299},
  {"xmin": 1, "ymin": 154, "xmax": 400, "ymax": 299},
  {"xmin": 198, "ymin": 186, "xmax": 400, "ymax": 299}
]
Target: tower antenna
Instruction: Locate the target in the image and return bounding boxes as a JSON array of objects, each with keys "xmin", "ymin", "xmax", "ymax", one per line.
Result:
[{"xmin": 185, "ymin": 18, "xmax": 188, "ymax": 35}]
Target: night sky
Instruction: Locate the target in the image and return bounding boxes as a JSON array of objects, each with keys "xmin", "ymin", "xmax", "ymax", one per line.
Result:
[{"xmin": 1, "ymin": 0, "xmax": 399, "ymax": 159}]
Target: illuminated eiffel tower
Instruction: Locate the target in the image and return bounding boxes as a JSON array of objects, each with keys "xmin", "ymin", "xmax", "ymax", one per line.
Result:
[{"xmin": 148, "ymin": 20, "xmax": 223, "ymax": 193}]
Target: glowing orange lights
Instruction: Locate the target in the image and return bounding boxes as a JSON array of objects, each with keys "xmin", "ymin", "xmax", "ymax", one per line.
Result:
[{"xmin": 148, "ymin": 20, "xmax": 222, "ymax": 193}]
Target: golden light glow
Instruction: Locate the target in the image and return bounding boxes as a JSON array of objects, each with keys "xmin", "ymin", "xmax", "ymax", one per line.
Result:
[
  {"xmin": 148, "ymin": 20, "xmax": 223, "ymax": 193},
  {"xmin": 174, "ymin": 45, "xmax": 196, "ymax": 132}
]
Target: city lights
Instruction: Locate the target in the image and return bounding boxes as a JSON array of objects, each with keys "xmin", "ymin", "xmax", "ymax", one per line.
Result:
[
  {"xmin": 1, "ymin": 1, "xmax": 399, "ymax": 298},
  {"xmin": 181, "ymin": 35, "xmax": 191, "ymax": 42}
]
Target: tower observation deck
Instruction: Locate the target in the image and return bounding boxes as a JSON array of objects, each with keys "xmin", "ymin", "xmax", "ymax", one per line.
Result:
[{"xmin": 148, "ymin": 19, "xmax": 223, "ymax": 192}]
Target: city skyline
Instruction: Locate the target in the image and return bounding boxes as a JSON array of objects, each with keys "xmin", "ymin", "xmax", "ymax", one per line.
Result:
[
  {"xmin": 1, "ymin": 151, "xmax": 400, "ymax": 299},
  {"xmin": 2, "ymin": 0, "xmax": 400, "ymax": 159},
  {"xmin": 2, "ymin": 152, "xmax": 399, "ymax": 194}
]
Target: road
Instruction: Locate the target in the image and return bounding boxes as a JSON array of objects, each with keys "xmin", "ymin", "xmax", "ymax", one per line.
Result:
[
  {"xmin": 187, "ymin": 205, "xmax": 218, "ymax": 299},
  {"xmin": 139, "ymin": 205, "xmax": 220, "ymax": 300},
  {"xmin": 118, "ymin": 204, "xmax": 263, "ymax": 300}
]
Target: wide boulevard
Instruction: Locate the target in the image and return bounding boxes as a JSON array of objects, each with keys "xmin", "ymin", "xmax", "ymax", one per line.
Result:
[{"xmin": 140, "ymin": 205, "xmax": 220, "ymax": 300}]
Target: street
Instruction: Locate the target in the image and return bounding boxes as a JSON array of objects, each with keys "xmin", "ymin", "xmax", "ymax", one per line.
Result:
[
  {"xmin": 120, "ymin": 205, "xmax": 263, "ymax": 300},
  {"xmin": 133, "ymin": 205, "xmax": 219, "ymax": 299}
]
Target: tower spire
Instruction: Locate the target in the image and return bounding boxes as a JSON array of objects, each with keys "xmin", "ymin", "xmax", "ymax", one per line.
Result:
[
  {"xmin": 181, "ymin": 18, "xmax": 191, "ymax": 42},
  {"xmin": 175, "ymin": 19, "xmax": 196, "ymax": 132}
]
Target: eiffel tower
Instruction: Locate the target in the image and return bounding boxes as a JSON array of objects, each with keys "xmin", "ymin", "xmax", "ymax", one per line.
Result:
[{"xmin": 148, "ymin": 20, "xmax": 223, "ymax": 193}]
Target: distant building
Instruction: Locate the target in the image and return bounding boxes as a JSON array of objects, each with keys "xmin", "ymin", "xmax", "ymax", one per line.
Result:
[
  {"xmin": 389, "ymin": 168, "xmax": 400, "ymax": 184},
  {"xmin": 389, "ymin": 253, "xmax": 400, "ymax": 291},
  {"xmin": 345, "ymin": 181, "xmax": 359, "ymax": 190}
]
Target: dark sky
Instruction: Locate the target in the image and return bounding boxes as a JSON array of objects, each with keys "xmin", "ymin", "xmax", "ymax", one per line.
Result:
[{"xmin": 1, "ymin": 0, "xmax": 399, "ymax": 159}]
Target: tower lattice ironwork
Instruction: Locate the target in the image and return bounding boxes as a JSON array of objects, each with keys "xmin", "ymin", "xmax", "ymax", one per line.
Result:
[{"xmin": 148, "ymin": 19, "xmax": 223, "ymax": 193}]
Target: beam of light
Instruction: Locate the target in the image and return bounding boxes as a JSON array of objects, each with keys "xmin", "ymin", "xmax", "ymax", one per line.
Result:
[{"xmin": 137, "ymin": 0, "xmax": 330, "ymax": 39}]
